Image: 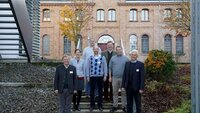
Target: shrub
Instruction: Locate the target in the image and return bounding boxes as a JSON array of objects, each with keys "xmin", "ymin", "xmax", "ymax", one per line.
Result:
[
  {"xmin": 144, "ymin": 50, "xmax": 176, "ymax": 82},
  {"xmin": 164, "ymin": 100, "xmax": 191, "ymax": 113}
]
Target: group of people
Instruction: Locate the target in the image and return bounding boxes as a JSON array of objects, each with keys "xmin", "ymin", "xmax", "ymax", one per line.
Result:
[{"xmin": 54, "ymin": 39, "xmax": 145, "ymax": 113}]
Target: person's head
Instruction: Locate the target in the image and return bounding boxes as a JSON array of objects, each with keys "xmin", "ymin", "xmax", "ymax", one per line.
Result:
[
  {"xmin": 93, "ymin": 44, "xmax": 99, "ymax": 55},
  {"xmin": 74, "ymin": 49, "xmax": 81, "ymax": 59},
  {"xmin": 116, "ymin": 46, "xmax": 123, "ymax": 56},
  {"xmin": 90, "ymin": 38, "xmax": 95, "ymax": 47},
  {"xmin": 107, "ymin": 41, "xmax": 114, "ymax": 51},
  {"xmin": 130, "ymin": 50, "xmax": 138, "ymax": 61},
  {"xmin": 62, "ymin": 55, "xmax": 70, "ymax": 66}
]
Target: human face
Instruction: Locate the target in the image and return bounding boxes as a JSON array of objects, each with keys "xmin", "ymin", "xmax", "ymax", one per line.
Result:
[
  {"xmin": 116, "ymin": 47, "xmax": 123, "ymax": 56},
  {"xmin": 107, "ymin": 42, "xmax": 114, "ymax": 51},
  {"xmin": 90, "ymin": 39, "xmax": 95, "ymax": 47},
  {"xmin": 63, "ymin": 56, "xmax": 70, "ymax": 66},
  {"xmin": 130, "ymin": 52, "xmax": 138, "ymax": 61},
  {"xmin": 75, "ymin": 50, "xmax": 81, "ymax": 59},
  {"xmin": 93, "ymin": 46, "xmax": 99, "ymax": 55}
]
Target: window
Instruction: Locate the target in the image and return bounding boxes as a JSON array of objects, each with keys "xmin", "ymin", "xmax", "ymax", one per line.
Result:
[
  {"xmin": 64, "ymin": 36, "xmax": 71, "ymax": 54},
  {"xmin": 130, "ymin": 9, "xmax": 137, "ymax": 21},
  {"xmin": 42, "ymin": 35, "xmax": 50, "ymax": 54},
  {"xmin": 43, "ymin": 9, "xmax": 50, "ymax": 21},
  {"xmin": 164, "ymin": 8, "xmax": 172, "ymax": 19},
  {"xmin": 176, "ymin": 8, "xmax": 182, "ymax": 18},
  {"xmin": 141, "ymin": 9, "xmax": 149, "ymax": 21},
  {"xmin": 108, "ymin": 9, "xmax": 116, "ymax": 21},
  {"xmin": 141, "ymin": 34, "xmax": 149, "ymax": 54},
  {"xmin": 97, "ymin": 9, "xmax": 104, "ymax": 21},
  {"xmin": 130, "ymin": 34, "xmax": 137, "ymax": 51},
  {"xmin": 164, "ymin": 34, "xmax": 172, "ymax": 52},
  {"xmin": 176, "ymin": 34, "xmax": 184, "ymax": 54}
]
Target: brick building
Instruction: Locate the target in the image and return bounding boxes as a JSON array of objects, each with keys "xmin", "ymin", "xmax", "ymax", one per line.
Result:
[{"xmin": 40, "ymin": 0, "xmax": 190, "ymax": 63}]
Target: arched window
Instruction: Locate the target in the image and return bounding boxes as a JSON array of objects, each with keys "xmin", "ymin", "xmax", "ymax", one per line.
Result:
[
  {"xmin": 130, "ymin": 9, "xmax": 137, "ymax": 21},
  {"xmin": 141, "ymin": 9, "xmax": 149, "ymax": 21},
  {"xmin": 64, "ymin": 36, "xmax": 71, "ymax": 54},
  {"xmin": 130, "ymin": 34, "xmax": 137, "ymax": 51},
  {"xmin": 164, "ymin": 8, "xmax": 172, "ymax": 19},
  {"xmin": 141, "ymin": 34, "xmax": 149, "ymax": 54},
  {"xmin": 97, "ymin": 9, "xmax": 104, "ymax": 21},
  {"xmin": 176, "ymin": 34, "xmax": 184, "ymax": 54},
  {"xmin": 108, "ymin": 9, "xmax": 116, "ymax": 21},
  {"xmin": 43, "ymin": 9, "xmax": 50, "ymax": 21},
  {"xmin": 164, "ymin": 34, "xmax": 172, "ymax": 52},
  {"xmin": 42, "ymin": 34, "xmax": 50, "ymax": 54}
]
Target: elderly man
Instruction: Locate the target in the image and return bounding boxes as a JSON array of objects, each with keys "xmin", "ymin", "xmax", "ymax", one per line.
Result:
[
  {"xmin": 86, "ymin": 45, "xmax": 107, "ymax": 112},
  {"xmin": 54, "ymin": 55, "xmax": 77, "ymax": 113},
  {"xmin": 122, "ymin": 50, "xmax": 145, "ymax": 113},
  {"xmin": 83, "ymin": 38, "xmax": 101, "ymax": 98}
]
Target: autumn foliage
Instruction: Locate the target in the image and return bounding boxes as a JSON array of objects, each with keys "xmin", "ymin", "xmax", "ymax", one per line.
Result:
[{"xmin": 144, "ymin": 50, "xmax": 176, "ymax": 81}]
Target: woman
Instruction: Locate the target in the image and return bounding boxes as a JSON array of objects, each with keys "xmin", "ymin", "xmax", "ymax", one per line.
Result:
[{"xmin": 70, "ymin": 49, "xmax": 85, "ymax": 111}]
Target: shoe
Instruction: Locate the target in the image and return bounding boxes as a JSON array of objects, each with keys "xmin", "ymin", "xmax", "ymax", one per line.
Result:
[
  {"xmin": 110, "ymin": 107, "xmax": 117, "ymax": 112},
  {"xmin": 90, "ymin": 107, "xmax": 94, "ymax": 112},
  {"xmin": 98, "ymin": 107, "xmax": 103, "ymax": 112},
  {"xmin": 122, "ymin": 107, "xmax": 127, "ymax": 113},
  {"xmin": 76, "ymin": 105, "xmax": 80, "ymax": 111},
  {"xmin": 72, "ymin": 105, "xmax": 76, "ymax": 111}
]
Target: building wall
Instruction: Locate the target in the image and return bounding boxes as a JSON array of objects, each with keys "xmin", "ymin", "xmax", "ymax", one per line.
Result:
[{"xmin": 40, "ymin": 0, "xmax": 191, "ymax": 63}]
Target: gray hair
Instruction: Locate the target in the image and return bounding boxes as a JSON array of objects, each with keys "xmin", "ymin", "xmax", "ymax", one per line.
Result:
[{"xmin": 130, "ymin": 49, "xmax": 138, "ymax": 55}]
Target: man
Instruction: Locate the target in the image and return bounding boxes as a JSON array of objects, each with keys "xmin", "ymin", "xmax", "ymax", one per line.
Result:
[
  {"xmin": 102, "ymin": 41, "xmax": 116, "ymax": 102},
  {"xmin": 122, "ymin": 50, "xmax": 145, "ymax": 113},
  {"xmin": 83, "ymin": 38, "xmax": 101, "ymax": 97},
  {"xmin": 86, "ymin": 45, "xmax": 107, "ymax": 112},
  {"xmin": 109, "ymin": 46, "xmax": 129, "ymax": 112},
  {"xmin": 54, "ymin": 55, "xmax": 77, "ymax": 113}
]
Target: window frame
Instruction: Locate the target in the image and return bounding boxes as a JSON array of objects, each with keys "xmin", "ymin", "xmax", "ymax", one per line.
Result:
[
  {"xmin": 129, "ymin": 9, "xmax": 138, "ymax": 22},
  {"xmin": 141, "ymin": 34, "xmax": 149, "ymax": 54},
  {"xmin": 141, "ymin": 9, "xmax": 149, "ymax": 22},
  {"xmin": 43, "ymin": 9, "xmax": 51, "ymax": 22},
  {"xmin": 108, "ymin": 9, "xmax": 116, "ymax": 22},
  {"xmin": 96, "ymin": 9, "xmax": 105, "ymax": 22}
]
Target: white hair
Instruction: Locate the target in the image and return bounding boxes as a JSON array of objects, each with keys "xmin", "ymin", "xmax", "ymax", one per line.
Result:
[{"xmin": 130, "ymin": 49, "xmax": 138, "ymax": 55}]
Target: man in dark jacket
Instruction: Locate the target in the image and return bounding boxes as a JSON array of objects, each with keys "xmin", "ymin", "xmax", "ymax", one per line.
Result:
[
  {"xmin": 102, "ymin": 41, "xmax": 116, "ymax": 102},
  {"xmin": 122, "ymin": 50, "xmax": 145, "ymax": 113},
  {"xmin": 54, "ymin": 55, "xmax": 77, "ymax": 113}
]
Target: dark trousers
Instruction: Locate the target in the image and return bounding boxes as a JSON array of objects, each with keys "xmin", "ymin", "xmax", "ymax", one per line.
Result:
[
  {"xmin": 90, "ymin": 76, "xmax": 103, "ymax": 108},
  {"xmin": 58, "ymin": 89, "xmax": 73, "ymax": 113},
  {"xmin": 73, "ymin": 90, "xmax": 82, "ymax": 106},
  {"xmin": 104, "ymin": 75, "xmax": 113, "ymax": 100},
  {"xmin": 126, "ymin": 88, "xmax": 141, "ymax": 113}
]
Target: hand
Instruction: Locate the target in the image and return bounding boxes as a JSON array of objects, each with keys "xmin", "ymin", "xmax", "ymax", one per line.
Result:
[
  {"xmin": 87, "ymin": 77, "xmax": 90, "ymax": 82},
  {"xmin": 103, "ymin": 76, "xmax": 107, "ymax": 82},
  {"xmin": 121, "ymin": 88, "xmax": 125, "ymax": 91},
  {"xmin": 109, "ymin": 77, "xmax": 112, "ymax": 82},
  {"xmin": 54, "ymin": 90, "xmax": 58, "ymax": 95},
  {"xmin": 139, "ymin": 90, "xmax": 144, "ymax": 94}
]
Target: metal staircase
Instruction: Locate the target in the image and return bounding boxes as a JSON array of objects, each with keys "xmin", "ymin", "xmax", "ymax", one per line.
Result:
[{"xmin": 0, "ymin": 0, "xmax": 32, "ymax": 62}]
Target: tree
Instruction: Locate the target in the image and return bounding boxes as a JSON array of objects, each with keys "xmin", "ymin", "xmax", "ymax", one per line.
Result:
[
  {"xmin": 164, "ymin": 0, "xmax": 190, "ymax": 37},
  {"xmin": 59, "ymin": 0, "xmax": 93, "ymax": 47}
]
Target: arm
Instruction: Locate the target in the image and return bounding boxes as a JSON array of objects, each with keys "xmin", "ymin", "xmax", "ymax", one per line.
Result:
[
  {"xmin": 54, "ymin": 67, "xmax": 59, "ymax": 94},
  {"xmin": 73, "ymin": 66, "xmax": 77, "ymax": 93},
  {"xmin": 122, "ymin": 62, "xmax": 127, "ymax": 89},
  {"xmin": 140, "ymin": 63, "xmax": 145, "ymax": 91},
  {"xmin": 108, "ymin": 57, "xmax": 113, "ymax": 82},
  {"xmin": 103, "ymin": 56, "xmax": 107, "ymax": 81}
]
